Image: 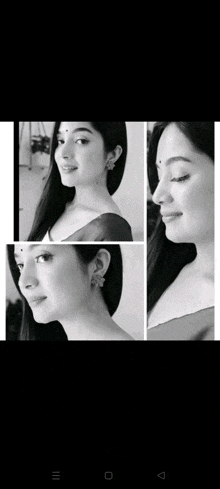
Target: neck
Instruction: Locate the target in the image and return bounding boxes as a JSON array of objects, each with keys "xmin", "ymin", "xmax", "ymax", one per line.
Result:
[
  {"xmin": 72, "ymin": 180, "xmax": 111, "ymax": 210},
  {"xmin": 60, "ymin": 296, "xmax": 118, "ymax": 340},
  {"xmin": 193, "ymin": 240, "xmax": 214, "ymax": 281}
]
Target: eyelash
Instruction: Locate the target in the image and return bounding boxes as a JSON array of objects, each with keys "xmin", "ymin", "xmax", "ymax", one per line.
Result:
[
  {"xmin": 16, "ymin": 254, "xmax": 53, "ymax": 272},
  {"xmin": 57, "ymin": 138, "xmax": 88, "ymax": 146},
  {"xmin": 158, "ymin": 174, "xmax": 190, "ymax": 183}
]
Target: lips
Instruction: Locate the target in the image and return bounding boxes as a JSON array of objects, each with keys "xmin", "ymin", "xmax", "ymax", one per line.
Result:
[
  {"xmin": 161, "ymin": 212, "xmax": 183, "ymax": 217},
  {"xmin": 61, "ymin": 165, "xmax": 78, "ymax": 173},
  {"xmin": 29, "ymin": 296, "xmax": 47, "ymax": 306},
  {"xmin": 161, "ymin": 212, "xmax": 183, "ymax": 223}
]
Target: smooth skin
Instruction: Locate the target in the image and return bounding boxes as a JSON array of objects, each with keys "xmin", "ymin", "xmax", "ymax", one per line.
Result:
[
  {"xmin": 14, "ymin": 244, "xmax": 133, "ymax": 340},
  {"xmin": 50, "ymin": 122, "xmax": 123, "ymax": 240},
  {"xmin": 148, "ymin": 123, "xmax": 214, "ymax": 328}
]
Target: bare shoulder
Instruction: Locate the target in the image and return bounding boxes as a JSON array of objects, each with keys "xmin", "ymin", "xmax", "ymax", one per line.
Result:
[
  {"xmin": 113, "ymin": 330, "xmax": 134, "ymax": 341},
  {"xmin": 105, "ymin": 321, "xmax": 134, "ymax": 341},
  {"xmin": 104, "ymin": 200, "xmax": 122, "ymax": 216},
  {"xmin": 90, "ymin": 197, "xmax": 122, "ymax": 217},
  {"xmin": 107, "ymin": 330, "xmax": 134, "ymax": 341},
  {"xmin": 148, "ymin": 264, "xmax": 214, "ymax": 329}
]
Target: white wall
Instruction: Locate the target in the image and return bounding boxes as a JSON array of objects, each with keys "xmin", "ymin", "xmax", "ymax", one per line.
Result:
[
  {"xmin": 114, "ymin": 122, "xmax": 144, "ymax": 240},
  {"xmin": 114, "ymin": 244, "xmax": 144, "ymax": 340},
  {"xmin": 5, "ymin": 244, "xmax": 144, "ymax": 341},
  {"xmin": 19, "ymin": 122, "xmax": 145, "ymax": 241}
]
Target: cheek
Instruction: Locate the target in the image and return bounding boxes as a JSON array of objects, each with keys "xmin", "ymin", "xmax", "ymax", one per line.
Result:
[
  {"xmin": 51, "ymin": 266, "xmax": 86, "ymax": 302},
  {"xmin": 88, "ymin": 144, "xmax": 106, "ymax": 165},
  {"xmin": 178, "ymin": 178, "xmax": 213, "ymax": 209},
  {"xmin": 180, "ymin": 183, "xmax": 214, "ymax": 223}
]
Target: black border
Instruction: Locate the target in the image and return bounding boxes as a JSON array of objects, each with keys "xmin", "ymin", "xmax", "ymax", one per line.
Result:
[{"xmin": 14, "ymin": 122, "xmax": 19, "ymax": 240}]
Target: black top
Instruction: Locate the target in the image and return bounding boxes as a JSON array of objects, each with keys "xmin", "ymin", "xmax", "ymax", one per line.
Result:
[{"xmin": 44, "ymin": 213, "xmax": 133, "ymax": 242}]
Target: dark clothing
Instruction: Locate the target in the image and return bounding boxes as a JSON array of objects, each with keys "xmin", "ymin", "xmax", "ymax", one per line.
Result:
[
  {"xmin": 147, "ymin": 307, "xmax": 214, "ymax": 341},
  {"xmin": 45, "ymin": 213, "xmax": 133, "ymax": 242}
]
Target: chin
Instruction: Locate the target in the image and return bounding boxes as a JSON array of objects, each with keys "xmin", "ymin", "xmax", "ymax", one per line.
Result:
[
  {"xmin": 61, "ymin": 178, "xmax": 76, "ymax": 188},
  {"xmin": 32, "ymin": 312, "xmax": 56, "ymax": 324},
  {"xmin": 62, "ymin": 182, "xmax": 76, "ymax": 188},
  {"xmin": 165, "ymin": 230, "xmax": 194, "ymax": 244}
]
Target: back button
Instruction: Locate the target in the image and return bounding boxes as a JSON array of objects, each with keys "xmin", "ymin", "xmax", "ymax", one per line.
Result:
[{"xmin": 157, "ymin": 471, "xmax": 165, "ymax": 479}]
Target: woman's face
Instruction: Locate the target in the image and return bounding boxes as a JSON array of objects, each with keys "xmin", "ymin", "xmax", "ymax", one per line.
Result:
[
  {"xmin": 14, "ymin": 245, "xmax": 89, "ymax": 324},
  {"xmin": 54, "ymin": 121, "xmax": 108, "ymax": 188},
  {"xmin": 152, "ymin": 123, "xmax": 214, "ymax": 244}
]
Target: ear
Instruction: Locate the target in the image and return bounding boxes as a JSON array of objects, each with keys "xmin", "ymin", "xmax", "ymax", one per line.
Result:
[
  {"xmin": 89, "ymin": 248, "xmax": 111, "ymax": 279},
  {"xmin": 106, "ymin": 145, "xmax": 123, "ymax": 166}
]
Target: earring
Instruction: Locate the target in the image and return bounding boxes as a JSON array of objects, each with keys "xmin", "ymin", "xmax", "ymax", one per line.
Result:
[
  {"xmin": 106, "ymin": 161, "xmax": 115, "ymax": 170},
  {"xmin": 91, "ymin": 274, "xmax": 105, "ymax": 287}
]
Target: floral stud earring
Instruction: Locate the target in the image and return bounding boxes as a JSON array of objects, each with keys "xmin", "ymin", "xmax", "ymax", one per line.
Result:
[
  {"xmin": 106, "ymin": 160, "xmax": 115, "ymax": 170},
  {"xmin": 91, "ymin": 274, "xmax": 106, "ymax": 287}
]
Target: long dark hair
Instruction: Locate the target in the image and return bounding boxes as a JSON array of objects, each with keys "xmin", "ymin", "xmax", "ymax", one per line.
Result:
[
  {"xmin": 27, "ymin": 122, "xmax": 127, "ymax": 241},
  {"xmin": 147, "ymin": 122, "xmax": 214, "ymax": 314},
  {"xmin": 7, "ymin": 244, "xmax": 123, "ymax": 340}
]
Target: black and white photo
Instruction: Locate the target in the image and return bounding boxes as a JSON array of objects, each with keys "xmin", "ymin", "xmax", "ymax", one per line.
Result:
[{"xmin": 147, "ymin": 122, "xmax": 214, "ymax": 340}]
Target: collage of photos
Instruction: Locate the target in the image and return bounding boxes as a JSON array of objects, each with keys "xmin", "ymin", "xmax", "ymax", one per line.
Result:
[{"xmin": 5, "ymin": 121, "xmax": 215, "ymax": 340}]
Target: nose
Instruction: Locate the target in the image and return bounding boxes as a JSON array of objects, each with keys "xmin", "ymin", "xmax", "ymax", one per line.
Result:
[
  {"xmin": 152, "ymin": 178, "xmax": 174, "ymax": 206},
  {"xmin": 18, "ymin": 265, "xmax": 39, "ymax": 291},
  {"xmin": 59, "ymin": 138, "xmax": 75, "ymax": 159}
]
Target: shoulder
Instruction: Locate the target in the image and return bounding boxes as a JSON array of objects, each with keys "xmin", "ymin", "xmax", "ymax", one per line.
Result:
[
  {"xmin": 105, "ymin": 214, "xmax": 133, "ymax": 238},
  {"xmin": 148, "ymin": 307, "xmax": 214, "ymax": 341},
  {"xmin": 148, "ymin": 265, "xmax": 214, "ymax": 329},
  {"xmin": 103, "ymin": 323, "xmax": 135, "ymax": 341},
  {"xmin": 91, "ymin": 195, "xmax": 122, "ymax": 216},
  {"xmin": 64, "ymin": 213, "xmax": 133, "ymax": 241},
  {"xmin": 91, "ymin": 213, "xmax": 133, "ymax": 241}
]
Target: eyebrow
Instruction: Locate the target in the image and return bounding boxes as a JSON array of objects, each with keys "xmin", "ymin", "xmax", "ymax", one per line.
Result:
[
  {"xmin": 57, "ymin": 127, "xmax": 93, "ymax": 135},
  {"xmin": 14, "ymin": 244, "xmax": 40, "ymax": 259},
  {"xmin": 156, "ymin": 156, "xmax": 192, "ymax": 169}
]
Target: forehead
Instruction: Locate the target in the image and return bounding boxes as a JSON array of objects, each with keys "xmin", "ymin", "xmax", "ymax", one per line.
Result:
[
  {"xmin": 155, "ymin": 123, "xmax": 214, "ymax": 180},
  {"xmin": 59, "ymin": 121, "xmax": 94, "ymax": 133},
  {"xmin": 157, "ymin": 123, "xmax": 196, "ymax": 162},
  {"xmin": 14, "ymin": 244, "xmax": 26, "ymax": 256},
  {"xmin": 13, "ymin": 244, "xmax": 78, "ymax": 259},
  {"xmin": 14, "ymin": 244, "xmax": 46, "ymax": 256}
]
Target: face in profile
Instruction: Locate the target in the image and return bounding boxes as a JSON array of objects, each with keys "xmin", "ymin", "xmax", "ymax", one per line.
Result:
[
  {"xmin": 14, "ymin": 245, "xmax": 89, "ymax": 324},
  {"xmin": 152, "ymin": 123, "xmax": 214, "ymax": 245},
  {"xmin": 54, "ymin": 121, "xmax": 108, "ymax": 188}
]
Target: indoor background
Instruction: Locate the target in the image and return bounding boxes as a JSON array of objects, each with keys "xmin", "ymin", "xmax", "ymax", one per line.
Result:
[{"xmin": 18, "ymin": 122, "xmax": 145, "ymax": 241}]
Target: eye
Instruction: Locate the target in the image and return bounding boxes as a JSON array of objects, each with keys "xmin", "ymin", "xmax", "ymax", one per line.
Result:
[
  {"xmin": 75, "ymin": 138, "xmax": 89, "ymax": 145},
  {"xmin": 57, "ymin": 138, "xmax": 64, "ymax": 146},
  {"xmin": 171, "ymin": 174, "xmax": 190, "ymax": 182},
  {"xmin": 16, "ymin": 263, "xmax": 24, "ymax": 272},
  {"xmin": 35, "ymin": 254, "xmax": 53, "ymax": 263}
]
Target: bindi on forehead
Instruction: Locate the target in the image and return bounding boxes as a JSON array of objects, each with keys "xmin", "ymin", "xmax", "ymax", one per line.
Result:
[
  {"xmin": 58, "ymin": 124, "xmax": 93, "ymax": 136},
  {"xmin": 14, "ymin": 247, "xmax": 23, "ymax": 252},
  {"xmin": 14, "ymin": 244, "xmax": 40, "ymax": 258},
  {"xmin": 156, "ymin": 156, "xmax": 193, "ymax": 169},
  {"xmin": 14, "ymin": 247, "xmax": 23, "ymax": 258}
]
